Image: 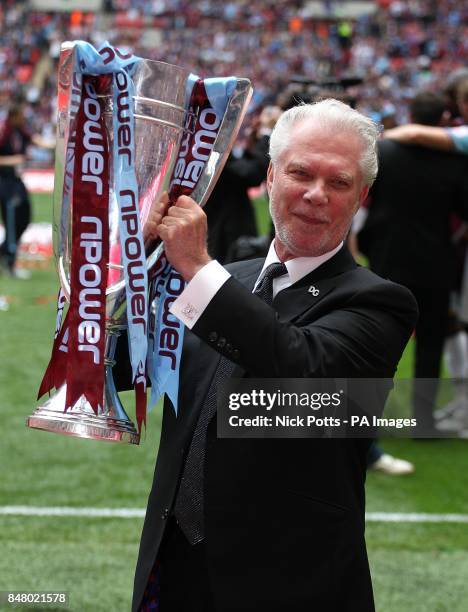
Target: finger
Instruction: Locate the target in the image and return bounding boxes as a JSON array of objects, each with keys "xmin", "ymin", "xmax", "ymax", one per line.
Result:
[
  {"xmin": 160, "ymin": 216, "xmax": 182, "ymax": 227},
  {"xmin": 174, "ymin": 195, "xmax": 199, "ymax": 209},
  {"xmin": 157, "ymin": 223, "xmax": 175, "ymax": 241},
  {"xmin": 166, "ymin": 206, "xmax": 188, "ymax": 217},
  {"xmin": 144, "ymin": 194, "xmax": 171, "ymax": 245},
  {"xmin": 155, "ymin": 191, "xmax": 171, "ymax": 215},
  {"xmin": 166, "ymin": 206, "xmax": 200, "ymax": 220},
  {"xmin": 147, "ymin": 201, "xmax": 168, "ymax": 228}
]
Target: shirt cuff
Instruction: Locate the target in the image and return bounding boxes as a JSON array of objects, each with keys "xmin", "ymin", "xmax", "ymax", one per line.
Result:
[
  {"xmin": 447, "ymin": 126, "xmax": 468, "ymax": 154},
  {"xmin": 169, "ymin": 260, "xmax": 231, "ymax": 329}
]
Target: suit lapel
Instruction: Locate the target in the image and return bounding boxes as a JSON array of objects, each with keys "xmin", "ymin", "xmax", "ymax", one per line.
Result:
[
  {"xmin": 273, "ymin": 246, "xmax": 357, "ymax": 322},
  {"xmin": 228, "ymin": 248, "xmax": 357, "ymax": 379}
]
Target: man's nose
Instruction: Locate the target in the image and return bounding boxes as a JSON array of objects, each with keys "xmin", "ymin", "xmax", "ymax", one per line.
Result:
[{"xmin": 303, "ymin": 179, "xmax": 328, "ymax": 204}]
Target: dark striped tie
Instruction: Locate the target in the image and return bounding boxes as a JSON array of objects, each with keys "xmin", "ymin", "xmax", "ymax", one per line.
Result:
[{"xmin": 174, "ymin": 261, "xmax": 288, "ymax": 544}]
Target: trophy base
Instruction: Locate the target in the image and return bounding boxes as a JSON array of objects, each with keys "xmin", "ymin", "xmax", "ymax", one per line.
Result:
[
  {"xmin": 27, "ymin": 383, "xmax": 140, "ymax": 445},
  {"xmin": 27, "ymin": 409, "xmax": 140, "ymax": 444}
]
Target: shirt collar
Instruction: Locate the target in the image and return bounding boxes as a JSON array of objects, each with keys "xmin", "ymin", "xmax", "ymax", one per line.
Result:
[{"xmin": 255, "ymin": 240, "xmax": 344, "ymax": 290}]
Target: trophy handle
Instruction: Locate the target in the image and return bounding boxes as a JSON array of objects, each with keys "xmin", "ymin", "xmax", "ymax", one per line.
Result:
[
  {"xmin": 190, "ymin": 78, "xmax": 253, "ymax": 207},
  {"xmin": 146, "ymin": 78, "xmax": 252, "ymax": 273}
]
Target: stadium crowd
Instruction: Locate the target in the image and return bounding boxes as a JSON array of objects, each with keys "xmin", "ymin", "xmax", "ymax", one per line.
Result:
[{"xmin": 0, "ymin": 0, "xmax": 466, "ymax": 137}]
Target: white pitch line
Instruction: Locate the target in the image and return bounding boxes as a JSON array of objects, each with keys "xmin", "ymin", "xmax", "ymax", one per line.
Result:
[
  {"xmin": 1, "ymin": 507, "xmax": 468, "ymax": 523},
  {"xmin": 366, "ymin": 512, "xmax": 468, "ymax": 523},
  {"xmin": 0, "ymin": 506, "xmax": 145, "ymax": 518}
]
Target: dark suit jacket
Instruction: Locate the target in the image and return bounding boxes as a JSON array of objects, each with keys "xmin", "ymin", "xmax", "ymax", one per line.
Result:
[
  {"xmin": 126, "ymin": 246, "xmax": 417, "ymax": 612},
  {"xmin": 204, "ymin": 134, "xmax": 270, "ymax": 263},
  {"xmin": 358, "ymin": 139, "xmax": 468, "ymax": 289}
]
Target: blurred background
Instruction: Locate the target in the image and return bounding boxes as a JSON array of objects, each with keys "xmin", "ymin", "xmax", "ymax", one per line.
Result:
[{"xmin": 0, "ymin": 0, "xmax": 468, "ymax": 610}]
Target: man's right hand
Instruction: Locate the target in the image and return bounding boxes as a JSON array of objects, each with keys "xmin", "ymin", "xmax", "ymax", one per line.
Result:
[
  {"xmin": 158, "ymin": 195, "xmax": 212, "ymax": 281},
  {"xmin": 143, "ymin": 191, "xmax": 170, "ymax": 249}
]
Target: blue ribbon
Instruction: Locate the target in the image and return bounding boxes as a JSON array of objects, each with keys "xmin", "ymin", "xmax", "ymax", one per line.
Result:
[
  {"xmin": 148, "ymin": 75, "xmax": 235, "ymax": 415},
  {"xmin": 72, "ymin": 41, "xmax": 148, "ymax": 386}
]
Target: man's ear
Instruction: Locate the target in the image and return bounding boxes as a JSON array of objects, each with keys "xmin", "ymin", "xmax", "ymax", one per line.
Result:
[
  {"xmin": 266, "ymin": 161, "xmax": 274, "ymax": 195},
  {"xmin": 358, "ymin": 185, "xmax": 369, "ymax": 206}
]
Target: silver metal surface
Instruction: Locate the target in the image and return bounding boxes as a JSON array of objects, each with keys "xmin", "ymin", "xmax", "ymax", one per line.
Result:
[
  {"xmin": 56, "ymin": 52, "xmax": 195, "ymax": 307},
  {"xmin": 28, "ymin": 328, "xmax": 140, "ymax": 444},
  {"xmin": 146, "ymin": 78, "xmax": 253, "ymax": 275},
  {"xmin": 28, "ymin": 41, "xmax": 252, "ymax": 444}
]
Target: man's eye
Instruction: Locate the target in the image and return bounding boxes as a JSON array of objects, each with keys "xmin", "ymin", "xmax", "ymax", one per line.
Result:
[{"xmin": 331, "ymin": 179, "xmax": 350, "ymax": 188}]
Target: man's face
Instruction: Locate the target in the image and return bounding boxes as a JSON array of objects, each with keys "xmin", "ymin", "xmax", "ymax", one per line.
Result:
[{"xmin": 267, "ymin": 120, "xmax": 369, "ymax": 261}]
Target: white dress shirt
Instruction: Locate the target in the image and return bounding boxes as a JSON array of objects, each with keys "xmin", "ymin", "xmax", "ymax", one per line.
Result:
[{"xmin": 169, "ymin": 240, "xmax": 343, "ymax": 329}]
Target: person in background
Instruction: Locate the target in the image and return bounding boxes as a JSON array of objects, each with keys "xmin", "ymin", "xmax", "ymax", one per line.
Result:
[
  {"xmin": 385, "ymin": 76, "xmax": 468, "ymax": 433},
  {"xmin": 204, "ymin": 105, "xmax": 281, "ymax": 263},
  {"xmin": 384, "ymin": 76, "xmax": 468, "ymax": 154},
  {"xmin": 359, "ymin": 91, "xmax": 468, "ymax": 437},
  {"xmin": 0, "ymin": 103, "xmax": 54, "ymax": 278}
]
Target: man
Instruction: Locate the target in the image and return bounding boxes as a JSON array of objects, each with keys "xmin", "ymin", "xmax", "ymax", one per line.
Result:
[
  {"xmin": 120, "ymin": 99, "xmax": 417, "ymax": 611},
  {"xmin": 384, "ymin": 78, "xmax": 468, "ymax": 154},
  {"xmin": 384, "ymin": 83, "xmax": 468, "ymax": 433},
  {"xmin": 359, "ymin": 91, "xmax": 468, "ymax": 435}
]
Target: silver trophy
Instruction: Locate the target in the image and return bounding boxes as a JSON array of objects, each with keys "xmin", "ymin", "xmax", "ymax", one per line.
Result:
[{"xmin": 27, "ymin": 42, "xmax": 252, "ymax": 444}]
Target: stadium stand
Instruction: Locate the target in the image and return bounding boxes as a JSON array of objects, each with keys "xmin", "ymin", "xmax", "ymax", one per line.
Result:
[{"xmin": 0, "ymin": 0, "xmax": 466, "ymax": 155}]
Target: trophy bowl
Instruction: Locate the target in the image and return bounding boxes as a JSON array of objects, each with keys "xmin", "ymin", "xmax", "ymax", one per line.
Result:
[{"xmin": 27, "ymin": 41, "xmax": 252, "ymax": 444}]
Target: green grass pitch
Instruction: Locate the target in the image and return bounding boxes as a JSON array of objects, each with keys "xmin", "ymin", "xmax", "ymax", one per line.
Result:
[{"xmin": 0, "ymin": 193, "xmax": 467, "ymax": 610}]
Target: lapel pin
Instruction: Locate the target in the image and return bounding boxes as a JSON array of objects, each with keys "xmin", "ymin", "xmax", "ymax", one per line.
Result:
[{"xmin": 308, "ymin": 285, "xmax": 320, "ymax": 296}]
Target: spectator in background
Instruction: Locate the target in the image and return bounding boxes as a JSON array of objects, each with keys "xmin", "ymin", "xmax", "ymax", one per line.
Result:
[
  {"xmin": 384, "ymin": 76, "xmax": 468, "ymax": 153},
  {"xmin": 0, "ymin": 103, "xmax": 54, "ymax": 277},
  {"xmin": 359, "ymin": 91, "xmax": 468, "ymax": 436},
  {"xmin": 0, "ymin": 104, "xmax": 33, "ymax": 278},
  {"xmin": 204, "ymin": 105, "xmax": 281, "ymax": 263},
  {"xmin": 385, "ymin": 74, "xmax": 468, "ymax": 433},
  {"xmin": 444, "ymin": 67, "xmax": 468, "ymax": 124}
]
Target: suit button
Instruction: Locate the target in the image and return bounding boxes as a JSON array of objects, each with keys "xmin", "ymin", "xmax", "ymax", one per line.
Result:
[
  {"xmin": 208, "ymin": 331, "xmax": 218, "ymax": 343},
  {"xmin": 217, "ymin": 337, "xmax": 226, "ymax": 349},
  {"xmin": 161, "ymin": 508, "xmax": 170, "ymax": 520},
  {"xmin": 232, "ymin": 349, "xmax": 240, "ymax": 360}
]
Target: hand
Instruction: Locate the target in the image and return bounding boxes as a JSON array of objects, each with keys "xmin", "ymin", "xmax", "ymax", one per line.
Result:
[
  {"xmin": 158, "ymin": 195, "xmax": 212, "ymax": 281},
  {"xmin": 143, "ymin": 191, "xmax": 170, "ymax": 250}
]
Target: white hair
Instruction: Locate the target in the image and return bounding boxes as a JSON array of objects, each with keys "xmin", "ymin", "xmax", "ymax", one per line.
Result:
[{"xmin": 269, "ymin": 99, "xmax": 380, "ymax": 187}]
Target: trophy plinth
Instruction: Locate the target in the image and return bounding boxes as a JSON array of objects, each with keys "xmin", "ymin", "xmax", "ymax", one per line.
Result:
[
  {"xmin": 28, "ymin": 324, "xmax": 140, "ymax": 444},
  {"xmin": 28, "ymin": 41, "xmax": 252, "ymax": 444},
  {"xmin": 27, "ymin": 329, "xmax": 140, "ymax": 444},
  {"xmin": 27, "ymin": 406, "xmax": 140, "ymax": 445}
]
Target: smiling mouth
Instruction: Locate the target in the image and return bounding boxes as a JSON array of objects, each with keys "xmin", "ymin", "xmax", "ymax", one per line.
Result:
[{"xmin": 293, "ymin": 213, "xmax": 328, "ymax": 225}]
